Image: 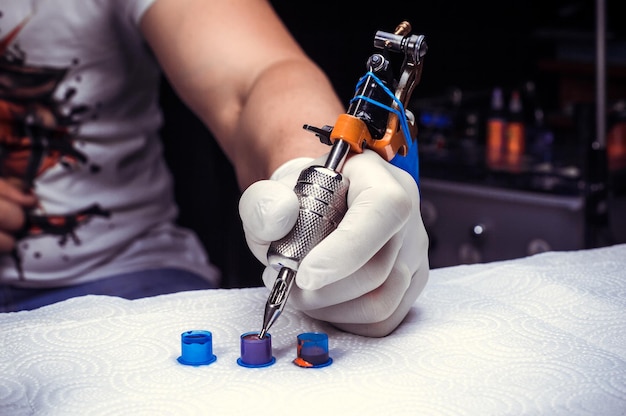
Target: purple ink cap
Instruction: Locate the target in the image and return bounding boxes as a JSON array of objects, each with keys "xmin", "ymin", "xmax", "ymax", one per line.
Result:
[
  {"xmin": 237, "ymin": 331, "xmax": 276, "ymax": 368},
  {"xmin": 293, "ymin": 332, "xmax": 332, "ymax": 368},
  {"xmin": 177, "ymin": 330, "xmax": 217, "ymax": 366}
]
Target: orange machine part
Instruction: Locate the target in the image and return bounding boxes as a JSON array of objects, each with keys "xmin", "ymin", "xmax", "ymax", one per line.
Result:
[
  {"xmin": 329, "ymin": 113, "xmax": 370, "ymax": 154},
  {"xmin": 368, "ymin": 114, "xmax": 411, "ymax": 161},
  {"xmin": 330, "ymin": 113, "xmax": 412, "ymax": 161}
]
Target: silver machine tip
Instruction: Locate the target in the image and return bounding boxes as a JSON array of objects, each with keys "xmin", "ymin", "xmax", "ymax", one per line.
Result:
[{"xmin": 258, "ymin": 267, "xmax": 296, "ymax": 338}]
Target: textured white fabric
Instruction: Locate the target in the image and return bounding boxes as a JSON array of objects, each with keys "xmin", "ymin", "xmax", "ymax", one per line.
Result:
[{"xmin": 1, "ymin": 244, "xmax": 625, "ymax": 415}]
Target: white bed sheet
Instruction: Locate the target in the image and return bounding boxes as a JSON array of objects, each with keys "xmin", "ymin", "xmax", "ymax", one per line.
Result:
[{"xmin": 1, "ymin": 244, "xmax": 625, "ymax": 416}]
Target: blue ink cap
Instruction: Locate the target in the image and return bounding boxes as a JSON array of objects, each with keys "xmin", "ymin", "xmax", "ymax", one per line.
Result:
[{"xmin": 177, "ymin": 330, "xmax": 217, "ymax": 366}]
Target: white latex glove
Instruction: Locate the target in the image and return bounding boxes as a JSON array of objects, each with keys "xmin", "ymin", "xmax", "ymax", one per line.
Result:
[{"xmin": 239, "ymin": 149, "xmax": 429, "ymax": 337}]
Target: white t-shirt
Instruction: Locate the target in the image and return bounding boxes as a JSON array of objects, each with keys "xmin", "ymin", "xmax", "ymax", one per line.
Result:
[{"xmin": 0, "ymin": 0, "xmax": 220, "ymax": 287}]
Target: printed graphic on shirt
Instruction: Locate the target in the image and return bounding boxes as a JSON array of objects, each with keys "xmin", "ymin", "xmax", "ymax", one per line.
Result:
[{"xmin": 0, "ymin": 13, "xmax": 110, "ymax": 279}]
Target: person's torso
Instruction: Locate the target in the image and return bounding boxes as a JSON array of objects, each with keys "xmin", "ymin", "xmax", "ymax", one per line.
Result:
[{"xmin": 0, "ymin": 1, "xmax": 216, "ymax": 286}]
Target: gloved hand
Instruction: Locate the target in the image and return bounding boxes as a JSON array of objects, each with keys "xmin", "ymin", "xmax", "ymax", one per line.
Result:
[{"xmin": 239, "ymin": 149, "xmax": 429, "ymax": 337}]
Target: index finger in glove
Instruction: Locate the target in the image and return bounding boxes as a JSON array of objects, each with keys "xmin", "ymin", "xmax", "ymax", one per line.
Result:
[
  {"xmin": 238, "ymin": 180, "xmax": 299, "ymax": 264},
  {"xmin": 297, "ymin": 150, "xmax": 416, "ymax": 290}
]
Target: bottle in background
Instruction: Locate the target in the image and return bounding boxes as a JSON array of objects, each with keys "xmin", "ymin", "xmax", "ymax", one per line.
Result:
[
  {"xmin": 505, "ymin": 89, "xmax": 525, "ymax": 171},
  {"xmin": 486, "ymin": 87, "xmax": 506, "ymax": 169},
  {"xmin": 530, "ymin": 107, "xmax": 554, "ymax": 165},
  {"xmin": 607, "ymin": 100, "xmax": 626, "ymax": 172},
  {"xmin": 523, "ymin": 81, "xmax": 554, "ymax": 166}
]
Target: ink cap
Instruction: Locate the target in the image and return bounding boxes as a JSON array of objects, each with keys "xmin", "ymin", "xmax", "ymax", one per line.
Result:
[
  {"xmin": 237, "ymin": 331, "xmax": 276, "ymax": 368},
  {"xmin": 177, "ymin": 330, "xmax": 217, "ymax": 366},
  {"xmin": 293, "ymin": 332, "xmax": 332, "ymax": 368}
]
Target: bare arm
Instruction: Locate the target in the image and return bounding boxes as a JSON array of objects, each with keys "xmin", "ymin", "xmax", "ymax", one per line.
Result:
[{"xmin": 140, "ymin": 0, "xmax": 345, "ymax": 189}]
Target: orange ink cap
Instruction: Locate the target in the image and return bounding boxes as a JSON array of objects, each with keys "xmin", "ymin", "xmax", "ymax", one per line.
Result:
[{"xmin": 293, "ymin": 332, "xmax": 332, "ymax": 368}]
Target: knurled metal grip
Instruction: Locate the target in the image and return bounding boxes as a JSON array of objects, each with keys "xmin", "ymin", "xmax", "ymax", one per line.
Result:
[{"xmin": 267, "ymin": 165, "xmax": 349, "ymax": 271}]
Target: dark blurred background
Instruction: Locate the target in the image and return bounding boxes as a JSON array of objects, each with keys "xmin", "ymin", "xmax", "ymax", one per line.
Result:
[{"xmin": 160, "ymin": 0, "xmax": 625, "ymax": 287}]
